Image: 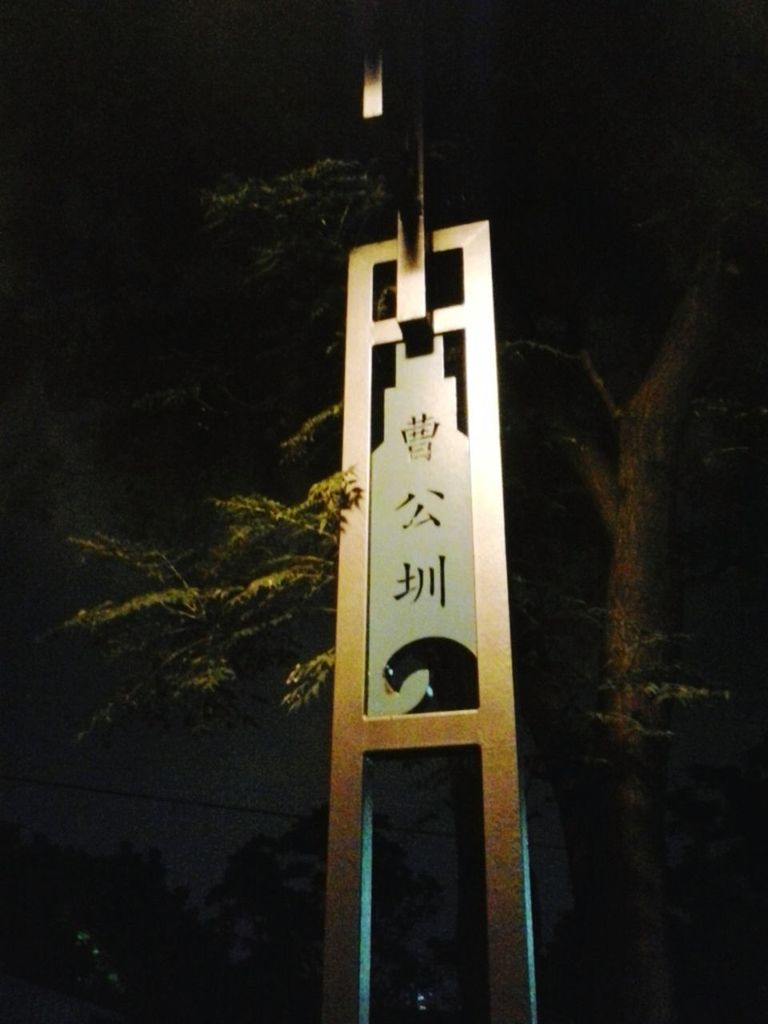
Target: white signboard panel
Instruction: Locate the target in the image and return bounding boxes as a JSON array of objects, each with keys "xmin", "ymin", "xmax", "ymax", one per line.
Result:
[{"xmin": 368, "ymin": 338, "xmax": 477, "ymax": 715}]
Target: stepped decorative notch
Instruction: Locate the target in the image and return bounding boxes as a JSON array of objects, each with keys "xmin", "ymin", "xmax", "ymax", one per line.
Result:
[{"xmin": 323, "ymin": 3, "xmax": 537, "ymax": 1021}]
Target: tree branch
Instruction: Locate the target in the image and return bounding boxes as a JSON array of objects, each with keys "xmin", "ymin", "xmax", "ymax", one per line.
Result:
[
  {"xmin": 579, "ymin": 349, "xmax": 622, "ymax": 421},
  {"xmin": 630, "ymin": 238, "xmax": 721, "ymax": 425},
  {"xmin": 562, "ymin": 433, "xmax": 619, "ymax": 538}
]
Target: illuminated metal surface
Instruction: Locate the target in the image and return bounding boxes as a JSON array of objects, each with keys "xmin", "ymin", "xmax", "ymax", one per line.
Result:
[
  {"xmin": 367, "ymin": 335, "xmax": 476, "ymax": 716},
  {"xmin": 323, "ymin": 222, "xmax": 536, "ymax": 1023},
  {"xmin": 362, "ymin": 50, "xmax": 382, "ymax": 119}
]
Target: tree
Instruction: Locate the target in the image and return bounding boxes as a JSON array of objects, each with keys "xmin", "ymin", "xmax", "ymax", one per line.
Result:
[
  {"xmin": 0, "ymin": 808, "xmax": 443, "ymax": 1024},
  {"xmin": 666, "ymin": 736, "xmax": 768, "ymax": 1024},
  {"xmin": 0, "ymin": 822, "xmax": 228, "ymax": 1023},
  {"xmin": 207, "ymin": 805, "xmax": 442, "ymax": 1022},
  {"xmin": 487, "ymin": 4, "xmax": 768, "ymax": 1019},
  {"xmin": 509, "ymin": 240, "xmax": 724, "ymax": 1024}
]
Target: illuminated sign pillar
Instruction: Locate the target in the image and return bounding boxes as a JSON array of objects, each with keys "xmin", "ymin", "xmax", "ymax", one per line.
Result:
[{"xmin": 323, "ymin": 221, "xmax": 537, "ymax": 1023}]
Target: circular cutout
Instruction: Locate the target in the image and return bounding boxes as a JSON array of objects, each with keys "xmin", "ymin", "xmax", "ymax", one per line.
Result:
[{"xmin": 383, "ymin": 637, "xmax": 478, "ymax": 713}]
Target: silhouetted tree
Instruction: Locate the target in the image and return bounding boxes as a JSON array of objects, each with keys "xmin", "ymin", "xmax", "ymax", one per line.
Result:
[
  {"xmin": 0, "ymin": 823, "xmax": 228, "ymax": 1023},
  {"xmin": 207, "ymin": 805, "xmax": 441, "ymax": 1022},
  {"xmin": 667, "ymin": 737, "xmax": 768, "ymax": 1023}
]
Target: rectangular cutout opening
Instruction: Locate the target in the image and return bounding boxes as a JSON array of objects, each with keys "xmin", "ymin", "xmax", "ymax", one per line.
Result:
[
  {"xmin": 428, "ymin": 248, "xmax": 464, "ymax": 310},
  {"xmin": 365, "ymin": 747, "xmax": 490, "ymax": 1022}
]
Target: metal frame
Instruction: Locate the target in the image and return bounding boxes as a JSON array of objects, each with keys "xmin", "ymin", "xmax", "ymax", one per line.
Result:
[{"xmin": 323, "ymin": 221, "xmax": 536, "ymax": 1024}]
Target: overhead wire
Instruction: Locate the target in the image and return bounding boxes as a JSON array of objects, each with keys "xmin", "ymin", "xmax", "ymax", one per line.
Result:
[{"xmin": 0, "ymin": 772, "xmax": 566, "ymax": 848}]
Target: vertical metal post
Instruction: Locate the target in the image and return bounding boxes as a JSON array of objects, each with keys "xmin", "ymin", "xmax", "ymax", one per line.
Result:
[{"xmin": 323, "ymin": 224, "xmax": 537, "ymax": 1024}]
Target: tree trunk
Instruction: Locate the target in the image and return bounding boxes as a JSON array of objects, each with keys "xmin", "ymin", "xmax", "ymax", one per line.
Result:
[
  {"xmin": 588, "ymin": 405, "xmax": 681, "ymax": 1024},
  {"xmin": 526, "ymin": 241, "xmax": 721, "ymax": 1024},
  {"xmin": 589, "ymin": 248, "xmax": 719, "ymax": 1024}
]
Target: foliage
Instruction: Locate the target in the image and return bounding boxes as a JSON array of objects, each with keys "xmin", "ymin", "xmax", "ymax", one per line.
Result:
[
  {"xmin": 202, "ymin": 159, "xmax": 388, "ymax": 318},
  {"xmin": 53, "ymin": 154, "xmax": 384, "ymax": 733},
  {"xmin": 0, "ymin": 822, "xmax": 226, "ymax": 1023},
  {"xmin": 63, "ymin": 471, "xmax": 362, "ymax": 733}
]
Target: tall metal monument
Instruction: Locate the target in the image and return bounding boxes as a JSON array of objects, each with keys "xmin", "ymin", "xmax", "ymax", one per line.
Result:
[{"xmin": 323, "ymin": 3, "xmax": 536, "ymax": 1021}]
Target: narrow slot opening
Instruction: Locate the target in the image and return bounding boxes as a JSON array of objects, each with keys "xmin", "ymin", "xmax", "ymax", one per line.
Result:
[
  {"xmin": 371, "ymin": 341, "xmax": 397, "ymax": 451},
  {"xmin": 428, "ymin": 248, "xmax": 464, "ymax": 310},
  {"xmin": 442, "ymin": 329, "xmax": 468, "ymax": 437},
  {"xmin": 373, "ymin": 261, "xmax": 397, "ymax": 322}
]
